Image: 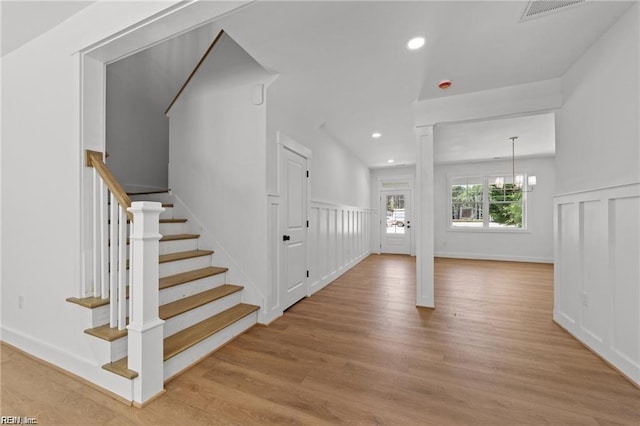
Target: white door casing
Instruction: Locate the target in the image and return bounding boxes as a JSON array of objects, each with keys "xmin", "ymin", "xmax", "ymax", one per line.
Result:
[
  {"xmin": 381, "ymin": 190, "xmax": 411, "ymax": 254},
  {"xmin": 279, "ymin": 134, "xmax": 311, "ymax": 310}
]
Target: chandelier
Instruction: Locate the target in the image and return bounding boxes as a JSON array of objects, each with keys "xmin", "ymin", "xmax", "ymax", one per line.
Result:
[{"xmin": 494, "ymin": 136, "xmax": 536, "ymax": 192}]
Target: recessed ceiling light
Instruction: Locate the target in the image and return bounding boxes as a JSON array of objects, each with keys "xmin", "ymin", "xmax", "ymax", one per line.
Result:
[
  {"xmin": 407, "ymin": 37, "xmax": 425, "ymax": 50},
  {"xmin": 387, "ymin": 159, "xmax": 395, "ymax": 163},
  {"xmin": 372, "ymin": 132, "xmax": 382, "ymax": 138}
]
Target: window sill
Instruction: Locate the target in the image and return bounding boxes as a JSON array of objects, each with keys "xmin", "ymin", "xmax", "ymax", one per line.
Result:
[{"xmin": 447, "ymin": 227, "xmax": 531, "ymax": 234}]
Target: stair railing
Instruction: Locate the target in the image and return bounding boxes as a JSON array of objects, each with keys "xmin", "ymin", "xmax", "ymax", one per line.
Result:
[
  {"xmin": 86, "ymin": 150, "xmax": 132, "ymax": 330},
  {"xmin": 86, "ymin": 150, "xmax": 165, "ymax": 403}
]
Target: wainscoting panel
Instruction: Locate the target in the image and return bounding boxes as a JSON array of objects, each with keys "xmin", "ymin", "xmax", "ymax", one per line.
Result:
[
  {"xmin": 309, "ymin": 201, "xmax": 372, "ymax": 295},
  {"xmin": 265, "ymin": 195, "xmax": 281, "ymax": 324},
  {"xmin": 554, "ymin": 183, "xmax": 640, "ymax": 385}
]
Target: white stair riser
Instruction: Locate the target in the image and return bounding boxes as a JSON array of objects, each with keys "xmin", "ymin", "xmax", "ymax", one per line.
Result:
[
  {"xmin": 129, "ymin": 193, "xmax": 174, "ymax": 204},
  {"xmin": 159, "ymin": 222, "xmax": 189, "ymax": 235},
  {"xmin": 89, "ymin": 272, "xmax": 227, "ymax": 327},
  {"xmin": 159, "ymin": 273, "xmax": 227, "ymax": 305},
  {"xmin": 159, "ymin": 207, "xmax": 174, "ymax": 220},
  {"xmin": 159, "ymin": 238, "xmax": 198, "ymax": 255},
  {"xmin": 163, "ymin": 311, "xmax": 257, "ymax": 381},
  {"xmin": 90, "ymin": 303, "xmax": 129, "ymax": 328},
  {"xmin": 163, "ymin": 292, "xmax": 242, "ymax": 338},
  {"xmin": 87, "ymin": 335, "xmax": 127, "ymax": 364},
  {"xmin": 159, "ymin": 255, "xmax": 212, "ymax": 278}
]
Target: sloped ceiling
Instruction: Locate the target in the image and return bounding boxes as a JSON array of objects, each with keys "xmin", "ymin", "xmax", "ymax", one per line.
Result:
[{"xmin": 0, "ymin": 1, "xmax": 94, "ymax": 56}]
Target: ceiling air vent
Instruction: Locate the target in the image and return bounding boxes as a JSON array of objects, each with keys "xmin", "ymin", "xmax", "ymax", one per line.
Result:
[{"xmin": 520, "ymin": 0, "xmax": 586, "ymax": 22}]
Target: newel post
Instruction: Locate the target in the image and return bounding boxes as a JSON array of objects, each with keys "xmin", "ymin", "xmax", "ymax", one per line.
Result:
[{"xmin": 127, "ymin": 201, "xmax": 165, "ymax": 406}]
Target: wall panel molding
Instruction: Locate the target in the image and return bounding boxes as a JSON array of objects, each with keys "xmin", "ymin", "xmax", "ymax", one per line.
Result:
[
  {"xmin": 309, "ymin": 201, "xmax": 372, "ymax": 295},
  {"xmin": 554, "ymin": 182, "xmax": 640, "ymax": 386}
]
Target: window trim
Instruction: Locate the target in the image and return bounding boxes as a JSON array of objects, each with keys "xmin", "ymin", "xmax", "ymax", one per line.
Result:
[{"xmin": 447, "ymin": 173, "xmax": 531, "ymax": 233}]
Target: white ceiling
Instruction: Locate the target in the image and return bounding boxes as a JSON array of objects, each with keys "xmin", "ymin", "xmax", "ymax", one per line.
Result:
[
  {"xmin": 214, "ymin": 0, "xmax": 631, "ymax": 168},
  {"xmin": 2, "ymin": 1, "xmax": 634, "ymax": 168},
  {"xmin": 434, "ymin": 112, "xmax": 556, "ymax": 165}
]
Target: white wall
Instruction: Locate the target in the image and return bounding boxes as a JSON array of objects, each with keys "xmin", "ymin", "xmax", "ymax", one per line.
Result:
[
  {"xmin": 369, "ymin": 166, "xmax": 416, "ymax": 254},
  {"xmin": 434, "ymin": 157, "xmax": 555, "ymax": 263},
  {"xmin": 554, "ymin": 5, "xmax": 640, "ymax": 385},
  {"xmin": 264, "ymin": 81, "xmax": 373, "ymax": 322},
  {"xmin": 266, "ymin": 88, "xmax": 371, "ymax": 208},
  {"xmin": 0, "ymin": 0, "xmax": 249, "ymax": 401},
  {"xmin": 168, "ymin": 35, "xmax": 273, "ymax": 322},
  {"xmin": 308, "ymin": 202, "xmax": 372, "ymax": 295},
  {"xmin": 106, "ymin": 68, "xmax": 169, "ymax": 193},
  {"xmin": 556, "ymin": 5, "xmax": 639, "ymax": 195}
]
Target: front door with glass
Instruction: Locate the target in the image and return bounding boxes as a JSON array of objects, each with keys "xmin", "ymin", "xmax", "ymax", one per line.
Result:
[{"xmin": 380, "ymin": 191, "xmax": 411, "ymax": 254}]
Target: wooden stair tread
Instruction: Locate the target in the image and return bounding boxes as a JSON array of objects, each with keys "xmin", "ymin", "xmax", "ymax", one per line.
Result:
[
  {"xmin": 159, "ymin": 218, "xmax": 187, "ymax": 223},
  {"xmin": 109, "ymin": 218, "xmax": 187, "ymax": 225},
  {"xmin": 159, "ymin": 285, "xmax": 243, "ymax": 320},
  {"xmin": 162, "ymin": 203, "xmax": 174, "ymax": 208},
  {"xmin": 83, "ymin": 282, "xmax": 240, "ymax": 340},
  {"xmin": 159, "ymin": 266, "xmax": 228, "ymax": 290},
  {"xmin": 66, "ymin": 296, "xmax": 109, "ymax": 309},
  {"xmin": 102, "ymin": 358, "xmax": 138, "ymax": 379},
  {"xmin": 111, "ymin": 233, "xmax": 199, "ymax": 247},
  {"xmin": 160, "ymin": 233, "xmax": 199, "ymax": 242},
  {"xmin": 164, "ymin": 303, "xmax": 259, "ymax": 361},
  {"xmin": 126, "ymin": 189, "xmax": 170, "ymax": 195},
  {"xmin": 103, "ymin": 303, "xmax": 258, "ymax": 380},
  {"xmin": 71, "ymin": 267, "xmax": 227, "ymax": 312},
  {"xmin": 159, "ymin": 250, "xmax": 213, "ymax": 264},
  {"xmin": 85, "ymin": 323, "xmax": 128, "ymax": 342}
]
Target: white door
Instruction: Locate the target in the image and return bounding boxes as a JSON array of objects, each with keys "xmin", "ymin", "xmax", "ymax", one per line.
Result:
[
  {"xmin": 280, "ymin": 147, "xmax": 308, "ymax": 310},
  {"xmin": 381, "ymin": 190, "xmax": 411, "ymax": 254}
]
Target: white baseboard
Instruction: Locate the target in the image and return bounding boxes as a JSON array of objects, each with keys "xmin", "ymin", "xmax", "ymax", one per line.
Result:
[
  {"xmin": 435, "ymin": 251, "xmax": 553, "ymax": 264},
  {"xmin": 1, "ymin": 325, "xmax": 133, "ymax": 401}
]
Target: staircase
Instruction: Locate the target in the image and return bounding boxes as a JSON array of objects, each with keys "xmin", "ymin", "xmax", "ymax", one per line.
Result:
[{"xmin": 67, "ymin": 194, "xmax": 259, "ymax": 386}]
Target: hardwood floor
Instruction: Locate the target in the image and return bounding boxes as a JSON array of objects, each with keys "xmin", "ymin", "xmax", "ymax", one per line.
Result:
[{"xmin": 2, "ymin": 255, "xmax": 639, "ymax": 425}]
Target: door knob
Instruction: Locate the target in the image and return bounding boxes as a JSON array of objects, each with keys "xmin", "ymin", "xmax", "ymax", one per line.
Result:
[{"xmin": 283, "ymin": 235, "xmax": 291, "ymax": 241}]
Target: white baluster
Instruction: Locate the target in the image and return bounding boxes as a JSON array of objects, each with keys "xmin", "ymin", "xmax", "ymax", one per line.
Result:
[
  {"xmin": 100, "ymin": 180, "xmax": 108, "ymax": 298},
  {"xmin": 128, "ymin": 221, "xmax": 134, "ymax": 323},
  {"xmin": 118, "ymin": 205, "xmax": 127, "ymax": 330},
  {"xmin": 109, "ymin": 193, "xmax": 117, "ymax": 327},
  {"xmin": 92, "ymin": 169, "xmax": 100, "ymax": 297},
  {"xmin": 127, "ymin": 201, "xmax": 165, "ymax": 405}
]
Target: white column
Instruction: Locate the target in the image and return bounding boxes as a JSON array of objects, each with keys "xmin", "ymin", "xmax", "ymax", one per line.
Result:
[
  {"xmin": 416, "ymin": 127, "xmax": 435, "ymax": 308},
  {"xmin": 126, "ymin": 201, "xmax": 165, "ymax": 406}
]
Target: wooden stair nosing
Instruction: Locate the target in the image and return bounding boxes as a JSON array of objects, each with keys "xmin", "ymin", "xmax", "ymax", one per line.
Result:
[
  {"xmin": 109, "ymin": 233, "xmax": 200, "ymax": 246},
  {"xmin": 124, "ymin": 250, "xmax": 214, "ymax": 270},
  {"xmin": 85, "ymin": 322, "xmax": 128, "ymax": 342},
  {"xmin": 66, "ymin": 296, "xmax": 110, "ymax": 309},
  {"xmin": 159, "ymin": 285, "xmax": 243, "ymax": 320},
  {"xmin": 163, "ymin": 303, "xmax": 259, "ymax": 361},
  {"xmin": 103, "ymin": 303, "xmax": 259, "ymax": 380},
  {"xmin": 68, "ymin": 266, "xmax": 227, "ymax": 311},
  {"xmin": 159, "ymin": 266, "xmax": 228, "ymax": 290},
  {"xmin": 108, "ymin": 218, "xmax": 187, "ymax": 225},
  {"xmin": 126, "ymin": 189, "xmax": 170, "ymax": 195},
  {"xmin": 158, "ymin": 250, "xmax": 214, "ymax": 264},
  {"xmin": 102, "ymin": 357, "xmax": 138, "ymax": 379},
  {"xmin": 82, "ymin": 281, "xmax": 239, "ymax": 340},
  {"xmin": 160, "ymin": 233, "xmax": 199, "ymax": 242}
]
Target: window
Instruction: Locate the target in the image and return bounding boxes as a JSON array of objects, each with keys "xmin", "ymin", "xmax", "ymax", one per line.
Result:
[
  {"xmin": 450, "ymin": 175, "xmax": 528, "ymax": 230},
  {"xmin": 386, "ymin": 194, "xmax": 406, "ymax": 234}
]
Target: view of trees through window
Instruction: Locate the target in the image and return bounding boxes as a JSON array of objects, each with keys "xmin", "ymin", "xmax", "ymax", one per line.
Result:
[
  {"xmin": 451, "ymin": 177, "xmax": 524, "ymax": 228},
  {"xmin": 386, "ymin": 194, "xmax": 406, "ymax": 234}
]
